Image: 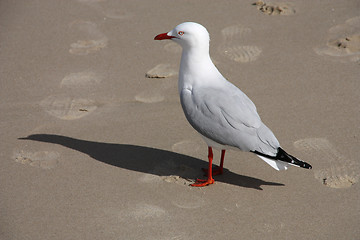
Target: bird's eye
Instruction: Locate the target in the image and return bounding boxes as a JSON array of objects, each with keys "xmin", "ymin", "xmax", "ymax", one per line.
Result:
[{"xmin": 178, "ymin": 31, "xmax": 184, "ymax": 36}]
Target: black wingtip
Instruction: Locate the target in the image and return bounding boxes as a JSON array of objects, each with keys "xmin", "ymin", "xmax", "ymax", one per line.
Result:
[
  {"xmin": 251, "ymin": 148, "xmax": 312, "ymax": 169},
  {"xmin": 277, "ymin": 148, "xmax": 312, "ymax": 169}
]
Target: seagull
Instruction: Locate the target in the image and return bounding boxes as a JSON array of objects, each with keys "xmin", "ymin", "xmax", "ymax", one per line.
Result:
[{"xmin": 154, "ymin": 22, "xmax": 312, "ymax": 187}]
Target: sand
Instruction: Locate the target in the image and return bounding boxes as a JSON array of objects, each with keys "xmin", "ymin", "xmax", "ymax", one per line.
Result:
[{"xmin": 1, "ymin": 0, "xmax": 360, "ymax": 239}]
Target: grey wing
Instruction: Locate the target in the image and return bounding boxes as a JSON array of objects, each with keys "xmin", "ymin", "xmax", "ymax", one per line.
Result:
[{"xmin": 180, "ymin": 84, "xmax": 279, "ymax": 154}]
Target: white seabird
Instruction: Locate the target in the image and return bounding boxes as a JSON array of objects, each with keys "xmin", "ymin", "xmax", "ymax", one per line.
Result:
[{"xmin": 155, "ymin": 22, "xmax": 311, "ymax": 187}]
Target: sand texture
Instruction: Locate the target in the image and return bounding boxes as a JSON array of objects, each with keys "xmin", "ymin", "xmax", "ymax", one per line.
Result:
[{"xmin": 1, "ymin": 0, "xmax": 359, "ymax": 239}]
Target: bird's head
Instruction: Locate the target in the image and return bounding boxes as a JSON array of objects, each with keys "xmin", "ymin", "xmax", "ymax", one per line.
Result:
[{"xmin": 154, "ymin": 22, "xmax": 210, "ymax": 50}]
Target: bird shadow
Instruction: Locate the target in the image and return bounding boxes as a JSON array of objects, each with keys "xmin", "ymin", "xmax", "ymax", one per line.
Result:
[{"xmin": 18, "ymin": 134, "xmax": 284, "ymax": 190}]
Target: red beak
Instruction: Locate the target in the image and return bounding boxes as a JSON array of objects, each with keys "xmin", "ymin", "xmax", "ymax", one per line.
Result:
[{"xmin": 154, "ymin": 32, "xmax": 176, "ymax": 40}]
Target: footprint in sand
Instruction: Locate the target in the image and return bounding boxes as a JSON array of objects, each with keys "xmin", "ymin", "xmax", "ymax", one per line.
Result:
[
  {"xmin": 158, "ymin": 162, "xmax": 196, "ymax": 186},
  {"xmin": 145, "ymin": 63, "xmax": 177, "ymax": 78},
  {"xmin": 218, "ymin": 25, "xmax": 262, "ymax": 63},
  {"xmin": 315, "ymin": 16, "xmax": 360, "ymax": 63},
  {"xmin": 140, "ymin": 146, "xmax": 199, "ymax": 186},
  {"xmin": 253, "ymin": 1, "xmax": 296, "ymax": 16},
  {"xmin": 60, "ymin": 71, "xmax": 102, "ymax": 88},
  {"xmin": 294, "ymin": 138, "xmax": 359, "ymax": 188},
  {"xmin": 40, "ymin": 95, "xmax": 98, "ymax": 120},
  {"xmin": 138, "ymin": 170, "xmax": 194, "ymax": 186},
  {"xmin": 69, "ymin": 20, "xmax": 108, "ymax": 55},
  {"xmin": 139, "ymin": 64, "xmax": 177, "ymax": 103},
  {"xmin": 135, "ymin": 91, "xmax": 165, "ymax": 103},
  {"xmin": 13, "ymin": 150, "xmax": 59, "ymax": 169},
  {"xmin": 143, "ymin": 140, "xmax": 204, "ymax": 186},
  {"xmin": 161, "ymin": 173, "xmax": 194, "ymax": 186}
]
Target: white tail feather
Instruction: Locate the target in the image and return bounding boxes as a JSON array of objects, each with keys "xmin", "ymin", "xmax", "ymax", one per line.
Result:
[{"xmin": 256, "ymin": 155, "xmax": 289, "ymax": 171}]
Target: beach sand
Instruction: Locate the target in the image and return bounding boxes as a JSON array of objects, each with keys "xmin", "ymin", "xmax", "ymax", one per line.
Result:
[{"xmin": 1, "ymin": 0, "xmax": 359, "ymax": 239}]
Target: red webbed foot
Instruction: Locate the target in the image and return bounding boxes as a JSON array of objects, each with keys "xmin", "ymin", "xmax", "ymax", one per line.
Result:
[
  {"xmin": 190, "ymin": 177, "xmax": 215, "ymax": 187},
  {"xmin": 190, "ymin": 147, "xmax": 224, "ymax": 187}
]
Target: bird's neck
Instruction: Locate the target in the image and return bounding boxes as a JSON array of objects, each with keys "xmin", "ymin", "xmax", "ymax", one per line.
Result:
[{"xmin": 178, "ymin": 46, "xmax": 219, "ymax": 93}]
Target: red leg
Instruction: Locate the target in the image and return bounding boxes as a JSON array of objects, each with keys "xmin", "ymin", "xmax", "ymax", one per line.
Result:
[
  {"xmin": 202, "ymin": 149, "xmax": 226, "ymax": 176},
  {"xmin": 219, "ymin": 149, "xmax": 225, "ymax": 173},
  {"xmin": 191, "ymin": 147, "xmax": 215, "ymax": 187}
]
